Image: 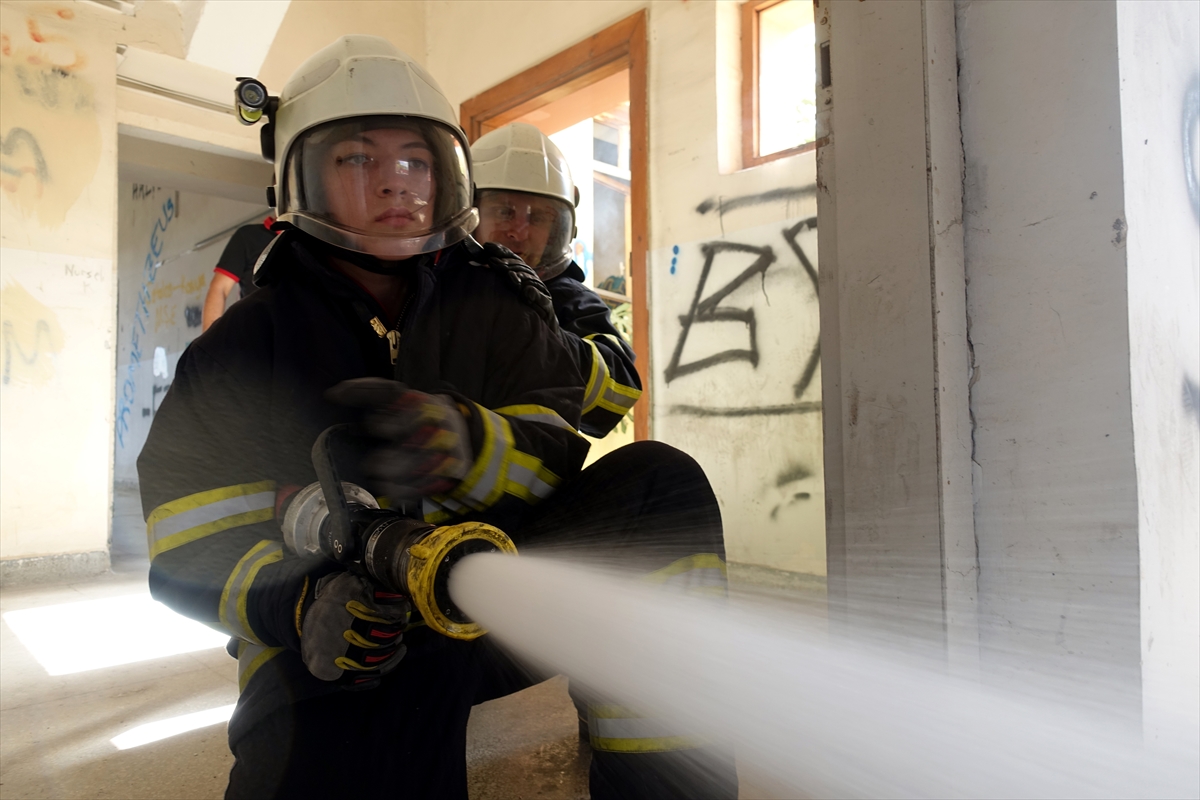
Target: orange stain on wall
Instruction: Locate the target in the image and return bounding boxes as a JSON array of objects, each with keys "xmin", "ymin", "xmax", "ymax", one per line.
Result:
[{"xmin": 0, "ymin": 8, "xmax": 101, "ymax": 228}]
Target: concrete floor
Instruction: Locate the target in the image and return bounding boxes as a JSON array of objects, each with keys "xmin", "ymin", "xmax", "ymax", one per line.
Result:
[
  {"xmin": 1, "ymin": 488, "xmax": 786, "ymax": 798},
  {"xmin": 0, "ymin": 566, "xmax": 592, "ymax": 799}
]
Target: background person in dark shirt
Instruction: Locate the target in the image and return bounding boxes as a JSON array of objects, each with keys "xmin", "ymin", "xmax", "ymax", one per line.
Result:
[{"xmin": 201, "ymin": 216, "xmax": 278, "ymax": 331}]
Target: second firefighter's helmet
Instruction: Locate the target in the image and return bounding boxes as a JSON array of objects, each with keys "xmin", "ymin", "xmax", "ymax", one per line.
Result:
[
  {"xmin": 471, "ymin": 122, "xmax": 578, "ymax": 279},
  {"xmin": 272, "ymin": 35, "xmax": 477, "ymax": 258}
]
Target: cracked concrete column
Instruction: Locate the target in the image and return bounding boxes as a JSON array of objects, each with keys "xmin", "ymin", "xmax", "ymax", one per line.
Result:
[{"xmin": 816, "ymin": 0, "xmax": 976, "ymax": 658}]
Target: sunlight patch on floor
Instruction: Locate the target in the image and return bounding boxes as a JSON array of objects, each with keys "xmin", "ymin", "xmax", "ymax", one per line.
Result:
[{"xmin": 3, "ymin": 593, "xmax": 230, "ymax": 676}]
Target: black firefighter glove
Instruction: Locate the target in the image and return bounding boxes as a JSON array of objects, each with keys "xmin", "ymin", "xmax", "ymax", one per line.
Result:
[
  {"xmin": 327, "ymin": 378, "xmax": 473, "ymax": 502},
  {"xmin": 299, "ymin": 571, "xmax": 410, "ymax": 690},
  {"xmin": 471, "ymin": 241, "xmax": 560, "ymax": 335}
]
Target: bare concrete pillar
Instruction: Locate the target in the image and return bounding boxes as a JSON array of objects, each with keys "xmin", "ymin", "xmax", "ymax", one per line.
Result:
[{"xmin": 816, "ymin": 0, "xmax": 975, "ymax": 655}]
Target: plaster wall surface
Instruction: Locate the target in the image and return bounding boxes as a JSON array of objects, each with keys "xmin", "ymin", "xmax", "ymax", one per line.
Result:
[
  {"xmin": 425, "ymin": 0, "xmax": 645, "ymax": 112},
  {"xmin": 430, "ymin": 0, "xmax": 827, "ymax": 575},
  {"xmin": 257, "ymin": 0, "xmax": 427, "ymax": 92},
  {"xmin": 1114, "ymin": 0, "xmax": 1200, "ymax": 743},
  {"xmin": 112, "ymin": 184, "xmax": 264, "ymax": 488},
  {"xmin": 956, "ymin": 0, "xmax": 1140, "ymax": 680},
  {"xmin": 1, "ymin": 2, "xmax": 120, "ymax": 562}
]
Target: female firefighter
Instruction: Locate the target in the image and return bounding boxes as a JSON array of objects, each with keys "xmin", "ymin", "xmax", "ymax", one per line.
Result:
[{"xmin": 138, "ymin": 35, "xmax": 735, "ymax": 799}]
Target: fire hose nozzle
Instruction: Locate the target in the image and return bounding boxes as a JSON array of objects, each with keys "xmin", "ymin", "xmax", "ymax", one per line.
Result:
[
  {"xmin": 281, "ymin": 480, "xmax": 516, "ymax": 640},
  {"xmin": 399, "ymin": 521, "xmax": 517, "ymax": 641},
  {"xmin": 282, "ymin": 425, "xmax": 519, "ymax": 640}
]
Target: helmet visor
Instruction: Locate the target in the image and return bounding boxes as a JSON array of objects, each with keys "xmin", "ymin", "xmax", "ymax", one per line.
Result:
[
  {"xmin": 280, "ymin": 116, "xmax": 477, "ymax": 257},
  {"xmin": 474, "ymin": 189, "xmax": 575, "ymax": 279}
]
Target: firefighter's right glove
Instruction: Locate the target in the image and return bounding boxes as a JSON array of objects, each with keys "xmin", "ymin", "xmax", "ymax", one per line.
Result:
[
  {"xmin": 328, "ymin": 378, "xmax": 473, "ymax": 501},
  {"xmin": 299, "ymin": 571, "xmax": 410, "ymax": 690}
]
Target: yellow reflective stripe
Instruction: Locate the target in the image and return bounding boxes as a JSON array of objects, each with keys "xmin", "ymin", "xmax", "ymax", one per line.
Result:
[
  {"xmin": 596, "ymin": 372, "xmax": 642, "ymax": 416},
  {"xmin": 444, "ymin": 403, "xmax": 568, "ymax": 513},
  {"xmin": 590, "ymin": 733, "xmax": 701, "ymax": 753},
  {"xmin": 585, "ymin": 332, "xmax": 629, "ymax": 351},
  {"xmin": 447, "ymin": 405, "xmax": 509, "ymax": 511},
  {"xmin": 644, "ymin": 554, "xmax": 728, "ymax": 596},
  {"xmin": 494, "ymin": 404, "xmax": 583, "ymax": 437},
  {"xmin": 494, "ymin": 404, "xmax": 568, "ymax": 425},
  {"xmin": 575, "ymin": 337, "xmax": 641, "ymax": 418},
  {"xmin": 503, "ymin": 451, "xmax": 562, "ymax": 503},
  {"xmin": 588, "ymin": 705, "xmax": 702, "ymax": 753},
  {"xmin": 237, "ymin": 641, "xmax": 283, "ymax": 693},
  {"xmin": 146, "ymin": 480, "xmax": 276, "ymax": 559},
  {"xmin": 219, "ymin": 540, "xmax": 284, "ymax": 644},
  {"xmin": 580, "ymin": 339, "xmax": 608, "ymax": 414},
  {"xmin": 644, "ymin": 553, "xmax": 727, "ymax": 580}
]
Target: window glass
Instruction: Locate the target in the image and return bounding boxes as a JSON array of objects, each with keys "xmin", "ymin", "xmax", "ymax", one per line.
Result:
[{"xmin": 758, "ymin": 0, "xmax": 817, "ymax": 157}]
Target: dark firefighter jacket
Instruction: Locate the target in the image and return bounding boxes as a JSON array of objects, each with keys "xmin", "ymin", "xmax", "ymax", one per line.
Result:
[
  {"xmin": 546, "ymin": 262, "xmax": 641, "ymax": 438},
  {"xmin": 137, "ymin": 231, "xmax": 588, "ymax": 740}
]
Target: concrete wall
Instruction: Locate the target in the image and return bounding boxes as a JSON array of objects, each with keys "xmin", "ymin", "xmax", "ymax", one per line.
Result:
[
  {"xmin": 1, "ymin": 3, "xmax": 119, "ymax": 569},
  {"xmin": 816, "ymin": 0, "xmax": 974, "ymax": 648},
  {"xmin": 957, "ymin": 0, "xmax": 1141, "ymax": 682},
  {"xmin": 258, "ymin": 0, "xmax": 426, "ymax": 91},
  {"xmin": 429, "ymin": 0, "xmax": 827, "ymax": 577},
  {"xmin": 112, "ymin": 184, "xmax": 263, "ymax": 488},
  {"xmin": 1114, "ymin": 0, "xmax": 1200, "ymax": 743}
]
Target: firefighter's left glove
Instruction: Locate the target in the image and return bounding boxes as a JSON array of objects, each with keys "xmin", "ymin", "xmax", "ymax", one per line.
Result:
[
  {"xmin": 328, "ymin": 378, "xmax": 473, "ymax": 501},
  {"xmin": 300, "ymin": 571, "xmax": 410, "ymax": 690},
  {"xmin": 472, "ymin": 242, "xmax": 560, "ymax": 335}
]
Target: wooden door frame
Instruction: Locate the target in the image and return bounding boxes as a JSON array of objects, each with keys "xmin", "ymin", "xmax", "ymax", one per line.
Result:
[{"xmin": 460, "ymin": 10, "xmax": 651, "ymax": 441}]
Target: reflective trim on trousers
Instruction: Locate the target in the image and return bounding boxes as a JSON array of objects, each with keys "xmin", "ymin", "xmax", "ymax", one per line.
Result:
[
  {"xmin": 644, "ymin": 554, "xmax": 728, "ymax": 596},
  {"xmin": 219, "ymin": 540, "xmax": 284, "ymax": 644},
  {"xmin": 237, "ymin": 640, "xmax": 283, "ymax": 693},
  {"xmin": 588, "ymin": 706, "xmax": 702, "ymax": 753}
]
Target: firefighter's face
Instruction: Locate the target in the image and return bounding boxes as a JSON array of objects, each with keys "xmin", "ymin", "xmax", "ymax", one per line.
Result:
[
  {"xmin": 321, "ymin": 128, "xmax": 436, "ymax": 234},
  {"xmin": 475, "ymin": 190, "xmax": 558, "ymax": 268}
]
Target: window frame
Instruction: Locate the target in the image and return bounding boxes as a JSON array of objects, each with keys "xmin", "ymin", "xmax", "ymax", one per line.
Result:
[{"xmin": 741, "ymin": 0, "xmax": 819, "ymax": 168}]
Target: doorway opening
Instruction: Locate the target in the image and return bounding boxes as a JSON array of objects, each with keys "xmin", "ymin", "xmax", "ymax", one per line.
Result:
[{"xmin": 461, "ymin": 11, "xmax": 649, "ymax": 454}]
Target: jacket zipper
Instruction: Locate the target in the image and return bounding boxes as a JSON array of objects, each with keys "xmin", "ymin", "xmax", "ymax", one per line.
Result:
[{"xmin": 369, "ymin": 290, "xmax": 415, "ymax": 366}]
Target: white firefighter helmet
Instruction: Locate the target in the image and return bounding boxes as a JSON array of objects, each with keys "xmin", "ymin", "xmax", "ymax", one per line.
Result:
[
  {"xmin": 471, "ymin": 122, "xmax": 577, "ymax": 278},
  {"xmin": 272, "ymin": 35, "xmax": 477, "ymax": 258}
]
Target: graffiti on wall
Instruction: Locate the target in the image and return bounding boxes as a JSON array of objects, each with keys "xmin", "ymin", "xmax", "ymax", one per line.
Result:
[
  {"xmin": 0, "ymin": 8, "xmax": 102, "ymax": 227},
  {"xmin": 653, "ymin": 193, "xmax": 825, "ymax": 571},
  {"xmin": 116, "ymin": 194, "xmax": 175, "ymax": 449},
  {"xmin": 664, "ymin": 208, "xmax": 820, "ymax": 418},
  {"xmin": 0, "ymin": 280, "xmax": 64, "ymax": 386}
]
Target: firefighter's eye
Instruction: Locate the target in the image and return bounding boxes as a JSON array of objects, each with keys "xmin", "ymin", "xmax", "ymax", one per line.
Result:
[{"xmin": 336, "ymin": 153, "xmax": 371, "ymax": 167}]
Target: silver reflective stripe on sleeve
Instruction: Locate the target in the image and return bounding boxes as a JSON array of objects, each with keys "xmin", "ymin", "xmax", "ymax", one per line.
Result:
[
  {"xmin": 505, "ymin": 458, "xmax": 558, "ymax": 501},
  {"xmin": 581, "ymin": 335, "xmax": 641, "ymax": 416},
  {"xmin": 580, "ymin": 339, "xmax": 609, "ymax": 413},
  {"xmin": 146, "ymin": 481, "xmax": 276, "ymax": 559},
  {"xmin": 448, "ymin": 406, "xmax": 510, "ymax": 511},
  {"xmin": 439, "ymin": 404, "xmax": 569, "ymax": 515},
  {"xmin": 494, "ymin": 404, "xmax": 579, "ymax": 433}
]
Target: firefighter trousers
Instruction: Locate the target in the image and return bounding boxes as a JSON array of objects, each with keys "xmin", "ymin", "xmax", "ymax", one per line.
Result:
[{"xmin": 225, "ymin": 441, "xmax": 738, "ymax": 800}]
